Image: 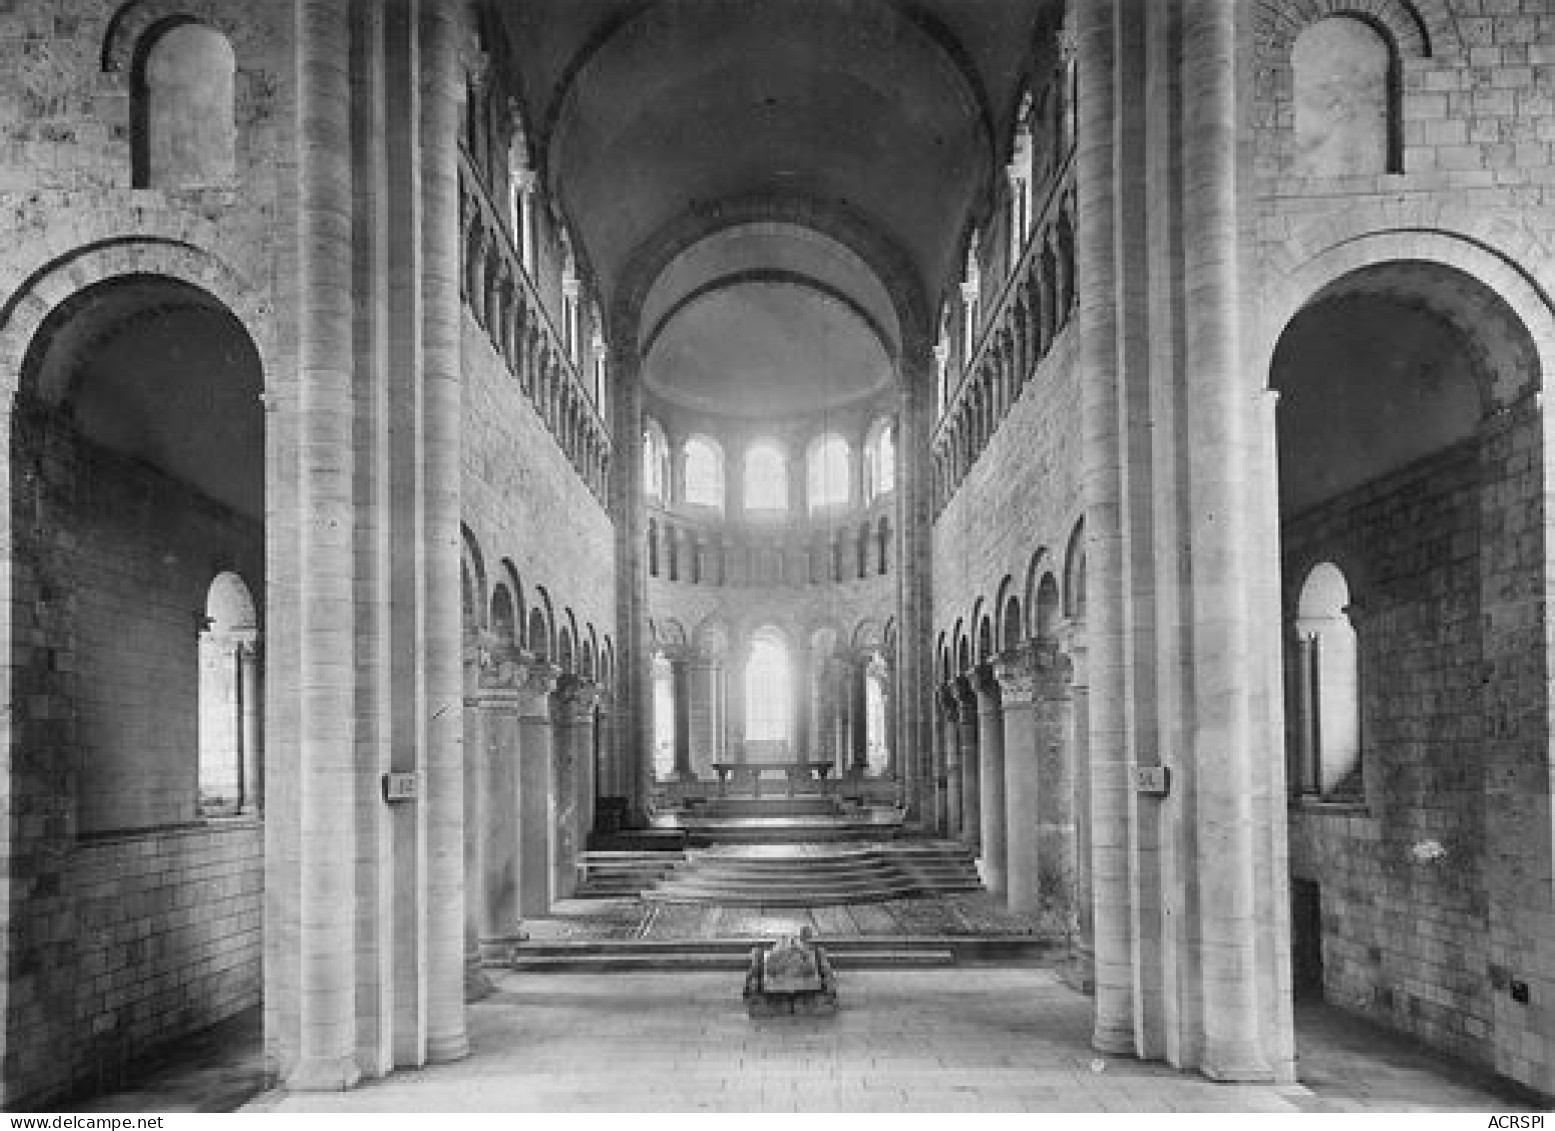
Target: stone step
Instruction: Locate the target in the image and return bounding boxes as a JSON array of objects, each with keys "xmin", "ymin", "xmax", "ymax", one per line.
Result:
[
  {"xmin": 506, "ymin": 948, "xmax": 957, "ymax": 973},
  {"xmin": 501, "ymin": 935, "xmax": 1057, "ymax": 970}
]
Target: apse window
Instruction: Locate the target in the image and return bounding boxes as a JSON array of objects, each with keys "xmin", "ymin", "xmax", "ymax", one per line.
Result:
[
  {"xmin": 684, "ymin": 436, "xmax": 724, "ymax": 509},
  {"xmin": 134, "ymin": 21, "xmax": 237, "ymax": 189},
  {"xmin": 744, "ymin": 442, "xmax": 788, "ymax": 513},
  {"xmin": 643, "ymin": 420, "xmax": 667, "ymax": 502},
  {"xmin": 808, "ymin": 434, "xmax": 850, "ymax": 512},
  {"xmin": 744, "ymin": 629, "xmax": 791, "ymax": 745},
  {"xmin": 1291, "ymin": 562, "xmax": 1362, "ymax": 800},
  {"xmin": 865, "ymin": 421, "xmax": 895, "ymax": 502}
]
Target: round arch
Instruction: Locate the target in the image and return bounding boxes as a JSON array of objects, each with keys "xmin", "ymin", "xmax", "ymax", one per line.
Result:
[
  {"xmin": 1258, "ymin": 230, "xmax": 1555, "ymax": 393},
  {"xmin": 0, "ymin": 238, "xmax": 273, "ymax": 391}
]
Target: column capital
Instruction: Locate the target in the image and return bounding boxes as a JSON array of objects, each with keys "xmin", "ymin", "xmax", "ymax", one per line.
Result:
[
  {"xmin": 514, "ymin": 655, "xmax": 561, "ymax": 715},
  {"xmin": 1056, "ymin": 21, "xmax": 1078, "ymax": 66},
  {"xmin": 972, "ymin": 661, "xmax": 1003, "ymax": 711},
  {"xmin": 993, "ymin": 645, "xmax": 1039, "ymax": 705},
  {"xmin": 936, "ymin": 682, "xmax": 962, "ymax": 722},
  {"xmin": 553, "ymin": 674, "xmax": 601, "ymax": 722},
  {"xmin": 953, "ymin": 672, "xmax": 978, "ymax": 707},
  {"xmin": 997, "ymin": 640, "xmax": 1073, "ymax": 703},
  {"xmin": 477, "ymin": 639, "xmax": 527, "ymax": 690}
]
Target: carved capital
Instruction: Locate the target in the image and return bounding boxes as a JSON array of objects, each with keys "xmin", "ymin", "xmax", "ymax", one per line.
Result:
[
  {"xmin": 514, "ymin": 656, "xmax": 560, "ymax": 713},
  {"xmin": 553, "ymin": 673, "xmax": 601, "ymax": 722},
  {"xmin": 936, "ymin": 682, "xmax": 962, "ymax": 722},
  {"xmin": 993, "ymin": 644, "xmax": 1039, "ymax": 704},
  {"xmin": 972, "ymin": 661, "xmax": 1003, "ymax": 708},
  {"xmin": 1056, "ymin": 19, "xmax": 1079, "ymax": 65}
]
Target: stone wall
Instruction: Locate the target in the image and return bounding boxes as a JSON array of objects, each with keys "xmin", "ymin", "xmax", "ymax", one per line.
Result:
[
  {"xmin": 461, "ymin": 314, "xmax": 616, "ymax": 662},
  {"xmin": 647, "ymin": 570, "xmax": 896, "ymax": 653},
  {"xmin": 1285, "ymin": 439, "xmax": 1490, "ymax": 1058},
  {"xmin": 1284, "ymin": 404, "xmax": 1546, "ymax": 1082},
  {"xmin": 46, "ymin": 823, "xmax": 264, "ymax": 1103},
  {"xmin": 932, "ymin": 328, "xmax": 1081, "ymax": 655}
]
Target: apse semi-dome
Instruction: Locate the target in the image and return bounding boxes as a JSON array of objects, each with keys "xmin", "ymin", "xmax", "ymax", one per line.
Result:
[{"xmin": 643, "ymin": 277, "xmax": 893, "ymax": 417}]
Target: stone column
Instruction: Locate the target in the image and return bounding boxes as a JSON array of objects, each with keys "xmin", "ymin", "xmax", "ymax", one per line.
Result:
[
  {"xmin": 477, "ymin": 654, "xmax": 521, "ymax": 949},
  {"xmin": 849, "ymin": 658, "xmax": 869, "ymax": 777},
  {"xmin": 1181, "ymin": 0, "xmax": 1272, "ymax": 1081},
  {"xmin": 996, "ymin": 646, "xmax": 1039, "ymax": 914},
  {"xmin": 238, "ymin": 639, "xmax": 263, "ymax": 813},
  {"xmin": 1289, "ymin": 627, "xmax": 1317, "ymax": 794},
  {"xmin": 461, "ymin": 642, "xmax": 485, "ymax": 994},
  {"xmin": 1065, "ymin": 623, "xmax": 1094, "ymax": 990},
  {"xmin": 422, "ymin": 0, "xmax": 469, "ymax": 1066},
  {"xmin": 1075, "ymin": 0, "xmax": 1133, "ymax": 1057},
  {"xmin": 897, "ymin": 340, "xmax": 937, "ymax": 826},
  {"xmin": 938, "ymin": 684, "xmax": 962, "ymax": 839},
  {"xmin": 814, "ymin": 657, "xmax": 838, "ymax": 768},
  {"xmin": 792, "ymin": 647, "xmax": 811, "ymax": 763},
  {"xmin": 274, "ymin": 0, "xmax": 360, "ymax": 1091},
  {"xmin": 1031, "ymin": 641, "xmax": 1077, "ymax": 937},
  {"xmin": 973, "ymin": 663, "xmax": 1007, "ymax": 896},
  {"xmin": 608, "ymin": 337, "xmax": 650, "ymax": 827},
  {"xmin": 550, "ymin": 675, "xmax": 599, "ymax": 902},
  {"xmin": 687, "ymin": 651, "xmax": 720, "ymax": 778},
  {"xmin": 726, "ymin": 647, "xmax": 748, "ymax": 764},
  {"xmin": 594, "ymin": 689, "xmax": 617, "ymax": 806},
  {"xmin": 881, "ymin": 658, "xmax": 898, "ymax": 780},
  {"xmin": 670, "ymin": 654, "xmax": 693, "ymax": 779},
  {"xmin": 514, "ymin": 660, "xmax": 558, "ymax": 917},
  {"xmin": 955, "ymin": 675, "xmax": 981, "ymax": 852}
]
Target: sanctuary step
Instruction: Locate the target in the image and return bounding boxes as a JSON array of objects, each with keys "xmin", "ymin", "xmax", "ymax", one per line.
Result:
[
  {"xmin": 643, "ymin": 841, "xmax": 983, "ymax": 906},
  {"xmin": 691, "ymin": 796, "xmax": 842, "ymax": 819},
  {"xmin": 575, "ymin": 850, "xmax": 687, "ymax": 898},
  {"xmin": 504, "ymin": 936, "xmax": 960, "ymax": 973},
  {"xmin": 651, "ymin": 803, "xmax": 906, "ymax": 845}
]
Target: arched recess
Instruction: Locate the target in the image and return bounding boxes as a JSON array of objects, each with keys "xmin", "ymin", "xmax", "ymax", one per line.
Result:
[
  {"xmin": 16, "ymin": 271, "xmax": 265, "ymax": 832},
  {"xmin": 460, "ymin": 525, "xmax": 487, "ymax": 638},
  {"xmin": 558, "ymin": 622, "xmax": 576, "ymax": 674},
  {"xmin": 498, "ymin": 560, "xmax": 526, "ymax": 649},
  {"xmin": 4, "ymin": 258, "xmax": 268, "ymax": 1098},
  {"xmin": 993, "ymin": 575, "xmax": 1018, "ymax": 653},
  {"xmin": 1033, "ymin": 573, "xmax": 1061, "ymax": 642},
  {"xmin": 529, "ymin": 586, "xmax": 557, "ymax": 661},
  {"xmin": 1269, "ymin": 245, "xmax": 1554, "ymax": 1085},
  {"xmin": 490, "ymin": 584, "xmax": 518, "ymax": 650},
  {"xmin": 132, "ymin": 19, "xmax": 237, "ymax": 188},
  {"xmin": 1062, "ymin": 521, "xmax": 1086, "ymax": 621},
  {"xmin": 1290, "ymin": 15, "xmax": 1400, "ymax": 175}
]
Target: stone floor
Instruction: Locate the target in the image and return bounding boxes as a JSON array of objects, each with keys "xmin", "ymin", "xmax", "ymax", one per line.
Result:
[{"xmin": 47, "ymin": 969, "xmax": 1546, "ymax": 1113}]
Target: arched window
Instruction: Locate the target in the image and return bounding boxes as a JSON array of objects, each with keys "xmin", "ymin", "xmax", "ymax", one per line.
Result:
[
  {"xmin": 198, "ymin": 572, "xmax": 260, "ymax": 816},
  {"xmin": 961, "ymin": 233, "xmax": 982, "ymax": 365},
  {"xmin": 744, "ymin": 442, "xmax": 788, "ymax": 513},
  {"xmin": 865, "ymin": 653, "xmax": 890, "ymax": 775},
  {"xmin": 134, "ymin": 22, "xmax": 237, "ymax": 189},
  {"xmin": 643, "ymin": 417, "xmax": 668, "ymax": 502},
  {"xmin": 865, "ymin": 420, "xmax": 895, "ymax": 502},
  {"xmin": 1008, "ymin": 90, "xmax": 1035, "ymax": 263},
  {"xmin": 1292, "ymin": 16, "xmax": 1397, "ymax": 176},
  {"xmin": 1292, "ymin": 562, "xmax": 1362, "ymax": 799},
  {"xmin": 807, "ymin": 434, "xmax": 850, "ymax": 512},
  {"xmin": 744, "ymin": 629, "xmax": 791, "ymax": 745},
  {"xmin": 684, "ymin": 435, "xmax": 724, "ymax": 509},
  {"xmin": 651, "ymin": 654, "xmax": 676, "ymax": 780}
]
